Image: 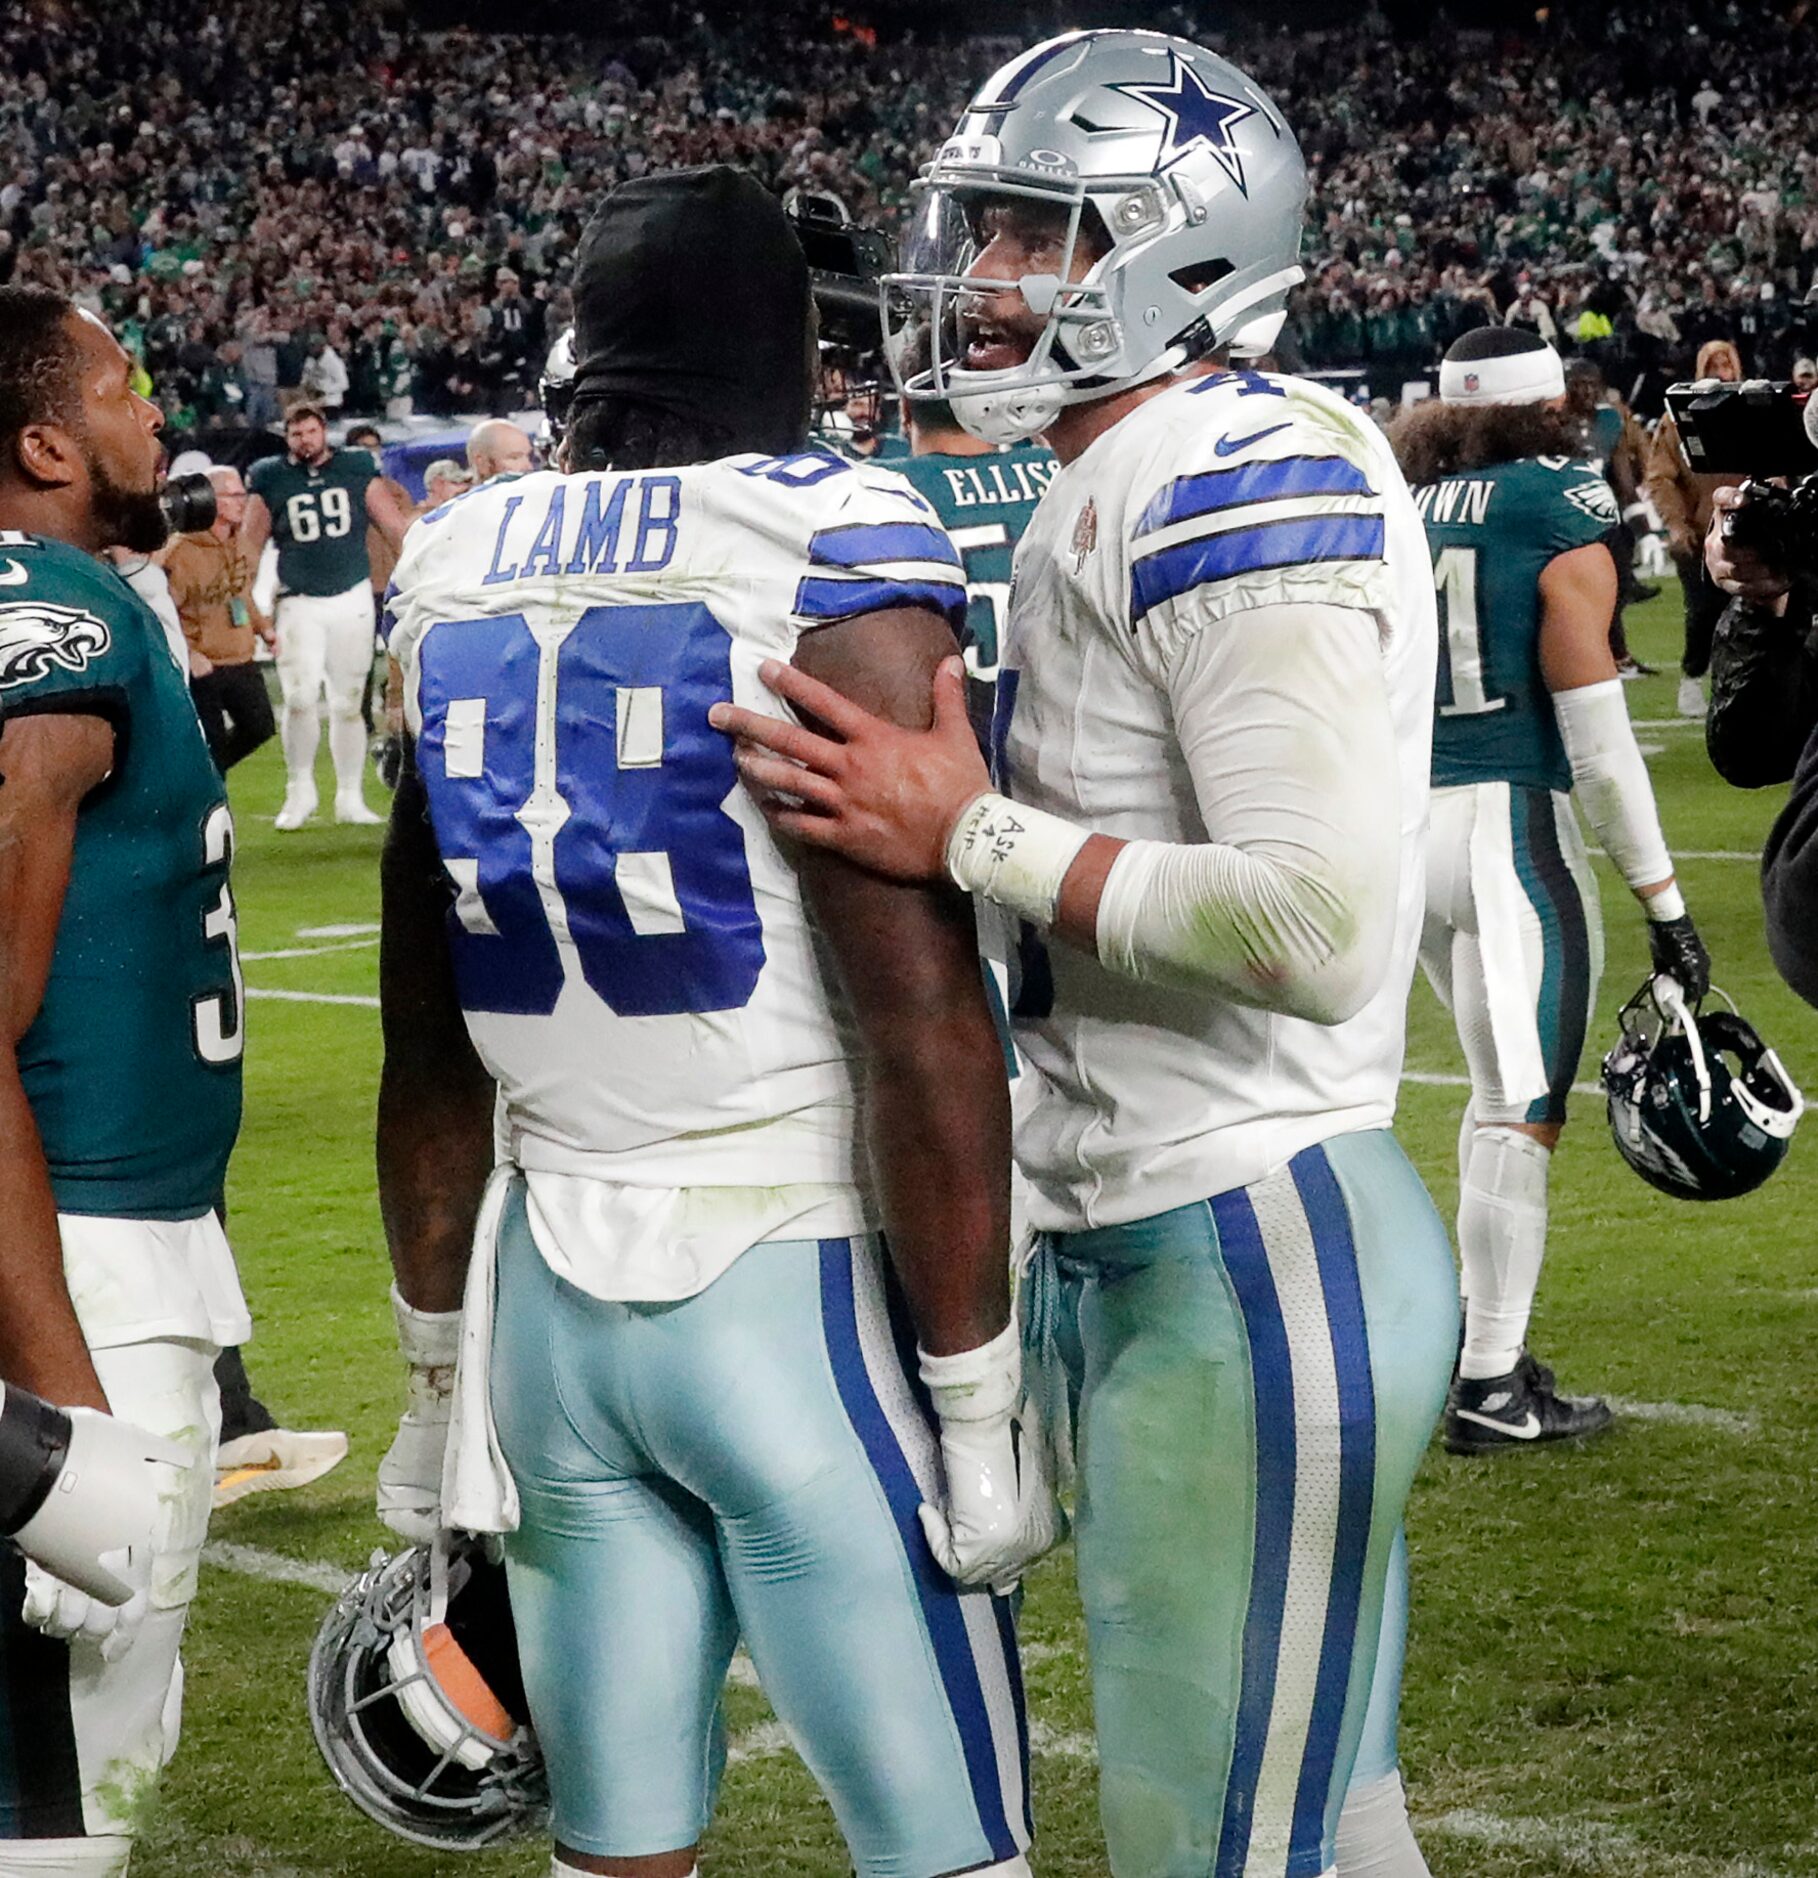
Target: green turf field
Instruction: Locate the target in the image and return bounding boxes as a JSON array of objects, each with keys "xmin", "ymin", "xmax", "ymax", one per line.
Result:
[{"xmin": 132, "ymin": 586, "xmax": 1818, "ymax": 1878}]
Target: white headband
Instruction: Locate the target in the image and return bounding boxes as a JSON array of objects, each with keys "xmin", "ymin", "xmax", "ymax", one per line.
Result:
[{"xmin": 1439, "ymin": 345, "xmax": 1565, "ymax": 406}]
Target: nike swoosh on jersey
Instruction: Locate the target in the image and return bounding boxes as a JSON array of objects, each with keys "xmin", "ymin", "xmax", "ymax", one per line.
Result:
[
  {"xmin": 1453, "ymin": 1407, "xmax": 1542, "ymax": 1439},
  {"xmin": 0, "ymin": 560, "xmax": 28, "ymax": 587},
  {"xmin": 1214, "ymin": 422, "xmax": 1292, "ymax": 457}
]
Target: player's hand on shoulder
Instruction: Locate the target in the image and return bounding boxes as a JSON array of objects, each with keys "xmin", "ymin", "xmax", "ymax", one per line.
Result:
[
  {"xmin": 710, "ymin": 654, "xmax": 988, "ymax": 881},
  {"xmin": 917, "ymin": 1322, "xmax": 1066, "ymax": 1595},
  {"xmin": 376, "ymin": 1287, "xmax": 461, "ymax": 1545}
]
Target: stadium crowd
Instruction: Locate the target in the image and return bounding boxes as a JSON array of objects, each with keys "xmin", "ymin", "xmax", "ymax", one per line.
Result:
[{"xmin": 4, "ymin": 0, "xmax": 1818, "ymax": 435}]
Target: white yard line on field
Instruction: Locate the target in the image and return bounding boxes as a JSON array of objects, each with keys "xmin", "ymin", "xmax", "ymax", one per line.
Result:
[
  {"xmin": 244, "ymin": 987, "xmax": 380, "ymax": 1008},
  {"xmin": 296, "ymin": 922, "xmax": 382, "ymax": 938},
  {"xmin": 1420, "ymin": 1807, "xmax": 1799, "ymax": 1878},
  {"xmin": 241, "ymin": 937, "xmax": 380, "ymax": 961},
  {"xmin": 1402, "ymin": 1069, "xmax": 1604, "ymax": 1098},
  {"xmin": 201, "ymin": 1540, "xmax": 351, "ymax": 1596},
  {"xmin": 1605, "ymin": 1397, "xmax": 1757, "ymax": 1435}
]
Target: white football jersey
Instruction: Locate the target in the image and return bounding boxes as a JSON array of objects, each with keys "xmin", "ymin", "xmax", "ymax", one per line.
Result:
[
  {"xmin": 386, "ymin": 454, "xmax": 966, "ymax": 1295},
  {"xmin": 997, "ymin": 371, "xmax": 1437, "ymax": 1231}
]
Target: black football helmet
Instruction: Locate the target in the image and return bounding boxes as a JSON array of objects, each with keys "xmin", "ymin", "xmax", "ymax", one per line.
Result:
[
  {"xmin": 1602, "ymin": 977, "xmax": 1804, "ymax": 1201},
  {"xmin": 307, "ymin": 1534, "xmax": 546, "ymax": 1849}
]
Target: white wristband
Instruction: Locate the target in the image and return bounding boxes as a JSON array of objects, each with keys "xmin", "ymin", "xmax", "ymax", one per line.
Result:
[
  {"xmin": 1645, "ymin": 884, "xmax": 1686, "ymax": 922},
  {"xmin": 390, "ymin": 1283, "xmax": 461, "ymax": 1371},
  {"xmin": 944, "ymin": 791, "xmax": 1090, "ymax": 928},
  {"xmin": 917, "ymin": 1319, "xmax": 1021, "ymax": 1424}
]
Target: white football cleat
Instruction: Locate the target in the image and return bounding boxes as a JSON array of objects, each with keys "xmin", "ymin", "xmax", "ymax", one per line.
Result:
[
  {"xmin": 1677, "ymin": 675, "xmax": 1707, "ymax": 719},
  {"xmin": 275, "ymin": 785, "xmax": 319, "ymax": 831},
  {"xmin": 214, "ymin": 1428, "xmax": 350, "ymax": 1508},
  {"xmin": 334, "ymin": 794, "xmax": 384, "ymax": 826}
]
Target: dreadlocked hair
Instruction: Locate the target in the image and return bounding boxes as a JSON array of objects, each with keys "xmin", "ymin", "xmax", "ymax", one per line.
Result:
[
  {"xmin": 1388, "ymin": 399, "xmax": 1586, "ymax": 488},
  {"xmin": 566, "ymin": 395, "xmax": 772, "ymax": 473}
]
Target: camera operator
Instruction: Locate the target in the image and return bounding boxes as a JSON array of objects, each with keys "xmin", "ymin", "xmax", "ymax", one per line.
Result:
[{"xmin": 1704, "ymin": 483, "xmax": 1818, "ymax": 1005}]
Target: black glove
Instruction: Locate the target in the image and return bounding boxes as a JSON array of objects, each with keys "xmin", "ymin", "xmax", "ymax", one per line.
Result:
[
  {"xmin": 376, "ymin": 733, "xmax": 403, "ymax": 792},
  {"xmin": 1648, "ymin": 912, "xmax": 1711, "ymax": 1002}
]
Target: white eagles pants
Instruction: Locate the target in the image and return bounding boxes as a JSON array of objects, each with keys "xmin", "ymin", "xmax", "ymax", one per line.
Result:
[
  {"xmin": 0, "ymin": 1215, "xmax": 243, "ymax": 1860},
  {"xmin": 273, "ymin": 581, "xmax": 376, "ymax": 798}
]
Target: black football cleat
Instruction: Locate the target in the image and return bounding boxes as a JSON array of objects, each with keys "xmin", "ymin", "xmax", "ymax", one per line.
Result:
[{"xmin": 1444, "ymin": 1351, "xmax": 1614, "ymax": 1455}]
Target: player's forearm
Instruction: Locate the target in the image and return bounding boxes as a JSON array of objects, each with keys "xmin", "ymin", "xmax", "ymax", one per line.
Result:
[
  {"xmin": 377, "ymin": 759, "xmax": 496, "ymax": 1313},
  {"xmin": 1553, "ymin": 679, "xmax": 1679, "ymax": 908},
  {"xmin": 862, "ymin": 999, "xmax": 1013, "ymax": 1355},
  {"xmin": 0, "ymin": 1053, "xmax": 104, "ymax": 1411}
]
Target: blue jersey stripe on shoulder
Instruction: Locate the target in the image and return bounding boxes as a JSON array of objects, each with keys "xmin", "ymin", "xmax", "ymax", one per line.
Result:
[
  {"xmin": 1131, "ymin": 513, "xmax": 1385, "ymax": 622},
  {"xmin": 1134, "ymin": 457, "xmax": 1376, "ymax": 538},
  {"xmin": 809, "ymin": 521, "xmax": 962, "ymax": 571},
  {"xmin": 794, "ymin": 572, "xmax": 967, "ymax": 627}
]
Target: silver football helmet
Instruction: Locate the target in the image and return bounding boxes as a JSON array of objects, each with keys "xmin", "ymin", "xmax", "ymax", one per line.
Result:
[
  {"xmin": 307, "ymin": 1535, "xmax": 546, "ymax": 1850},
  {"xmin": 883, "ymin": 29, "xmax": 1307, "ymax": 443}
]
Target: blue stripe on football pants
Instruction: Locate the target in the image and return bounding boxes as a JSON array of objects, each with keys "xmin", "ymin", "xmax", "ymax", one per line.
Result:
[
  {"xmin": 1027, "ymin": 1130, "xmax": 1456, "ymax": 1878},
  {"xmin": 489, "ymin": 1180, "xmax": 1028, "ymax": 1875}
]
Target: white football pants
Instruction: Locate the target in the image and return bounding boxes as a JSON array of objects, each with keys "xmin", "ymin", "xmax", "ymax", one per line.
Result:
[
  {"xmin": 274, "ymin": 582, "xmax": 376, "ymax": 804},
  {"xmin": 0, "ymin": 1337, "xmax": 220, "ymax": 1858}
]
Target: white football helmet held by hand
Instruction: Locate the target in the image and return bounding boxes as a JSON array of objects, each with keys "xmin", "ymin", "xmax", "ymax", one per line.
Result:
[
  {"xmin": 377, "ymin": 1286, "xmax": 461, "ymax": 1544},
  {"xmin": 883, "ymin": 28, "xmax": 1307, "ymax": 444},
  {"xmin": 917, "ymin": 1323, "xmax": 1066, "ymax": 1594}
]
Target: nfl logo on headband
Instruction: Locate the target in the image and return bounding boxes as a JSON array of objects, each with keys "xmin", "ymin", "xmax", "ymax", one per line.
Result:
[{"xmin": 1464, "ymin": 372, "xmax": 1480, "ymax": 393}]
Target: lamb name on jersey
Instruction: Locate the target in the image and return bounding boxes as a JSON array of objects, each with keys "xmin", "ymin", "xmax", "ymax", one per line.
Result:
[
  {"xmin": 1415, "ymin": 455, "xmax": 1618, "ymax": 792},
  {"xmin": 996, "ymin": 369, "xmax": 1438, "ymax": 1230},
  {"xmin": 385, "ymin": 454, "xmax": 967, "ymax": 1295}
]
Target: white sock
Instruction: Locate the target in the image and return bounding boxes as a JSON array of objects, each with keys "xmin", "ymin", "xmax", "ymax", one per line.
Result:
[
  {"xmin": 328, "ymin": 707, "xmax": 369, "ymax": 801},
  {"xmin": 1335, "ymin": 1769, "xmax": 1431, "ymax": 1878},
  {"xmin": 281, "ymin": 703, "xmax": 320, "ymax": 798},
  {"xmin": 1453, "ymin": 1101, "xmax": 1476, "ymax": 1316},
  {"xmin": 1456, "ymin": 1126, "xmax": 1551, "ymax": 1380},
  {"xmin": 0, "ymin": 1835, "xmax": 134, "ymax": 1875}
]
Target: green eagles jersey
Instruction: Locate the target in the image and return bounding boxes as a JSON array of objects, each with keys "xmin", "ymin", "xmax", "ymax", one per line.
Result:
[
  {"xmin": 248, "ymin": 446, "xmax": 377, "ymax": 596},
  {"xmin": 894, "ymin": 444, "xmax": 1058, "ymax": 681},
  {"xmin": 1415, "ymin": 456, "xmax": 1618, "ymax": 792},
  {"xmin": 0, "ymin": 533, "xmax": 242, "ymax": 1218}
]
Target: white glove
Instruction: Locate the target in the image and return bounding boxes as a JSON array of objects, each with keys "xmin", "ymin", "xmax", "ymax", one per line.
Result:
[
  {"xmin": 376, "ymin": 1286, "xmax": 461, "ymax": 1545},
  {"xmin": 22, "ymin": 1561, "xmax": 148, "ymax": 1664},
  {"xmin": 917, "ymin": 1321, "xmax": 1066, "ymax": 1595}
]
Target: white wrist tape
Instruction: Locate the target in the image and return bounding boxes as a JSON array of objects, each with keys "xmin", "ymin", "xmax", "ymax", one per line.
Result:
[
  {"xmin": 918, "ymin": 1319, "xmax": 1021, "ymax": 1424},
  {"xmin": 391, "ymin": 1283, "xmax": 462, "ymax": 1371},
  {"xmin": 1552, "ymin": 679, "xmax": 1674, "ymax": 896},
  {"xmin": 1645, "ymin": 883, "xmax": 1687, "ymax": 922},
  {"xmin": 944, "ymin": 792, "xmax": 1090, "ymax": 928}
]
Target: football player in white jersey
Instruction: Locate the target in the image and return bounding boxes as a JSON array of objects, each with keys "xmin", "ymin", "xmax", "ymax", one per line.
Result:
[
  {"xmin": 375, "ymin": 169, "xmax": 1055, "ymax": 1878},
  {"xmin": 715, "ymin": 31, "xmax": 1456, "ymax": 1878}
]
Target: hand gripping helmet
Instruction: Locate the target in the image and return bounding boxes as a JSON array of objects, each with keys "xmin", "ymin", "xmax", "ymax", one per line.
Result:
[
  {"xmin": 883, "ymin": 29, "xmax": 1306, "ymax": 444},
  {"xmin": 307, "ymin": 1535, "xmax": 546, "ymax": 1849},
  {"xmin": 1602, "ymin": 977, "xmax": 1804, "ymax": 1201}
]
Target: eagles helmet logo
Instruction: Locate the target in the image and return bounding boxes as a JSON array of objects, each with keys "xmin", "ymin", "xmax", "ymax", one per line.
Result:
[{"xmin": 0, "ymin": 602, "xmax": 111, "ymax": 691}]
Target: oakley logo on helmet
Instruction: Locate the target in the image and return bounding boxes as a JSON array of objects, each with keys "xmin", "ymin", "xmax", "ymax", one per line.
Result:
[{"xmin": 1112, "ymin": 57, "xmax": 1256, "ymax": 194}]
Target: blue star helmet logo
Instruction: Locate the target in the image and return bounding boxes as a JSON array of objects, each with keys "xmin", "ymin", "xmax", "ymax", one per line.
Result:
[{"xmin": 1111, "ymin": 56, "xmax": 1256, "ymax": 196}]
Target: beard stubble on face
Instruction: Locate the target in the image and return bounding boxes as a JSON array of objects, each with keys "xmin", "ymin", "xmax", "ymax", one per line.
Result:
[{"xmin": 86, "ymin": 443, "xmax": 169, "ymax": 554}]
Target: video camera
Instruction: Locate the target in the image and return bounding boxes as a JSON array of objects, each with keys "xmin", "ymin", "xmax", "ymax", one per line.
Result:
[
  {"xmin": 783, "ymin": 190, "xmax": 892, "ymax": 355},
  {"xmin": 1665, "ymin": 378, "xmax": 1818, "ymax": 575}
]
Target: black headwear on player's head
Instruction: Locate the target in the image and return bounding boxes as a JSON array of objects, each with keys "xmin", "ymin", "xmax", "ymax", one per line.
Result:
[
  {"xmin": 566, "ymin": 166, "xmax": 814, "ymax": 473},
  {"xmin": 0, "ymin": 287, "xmax": 85, "ymax": 468}
]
